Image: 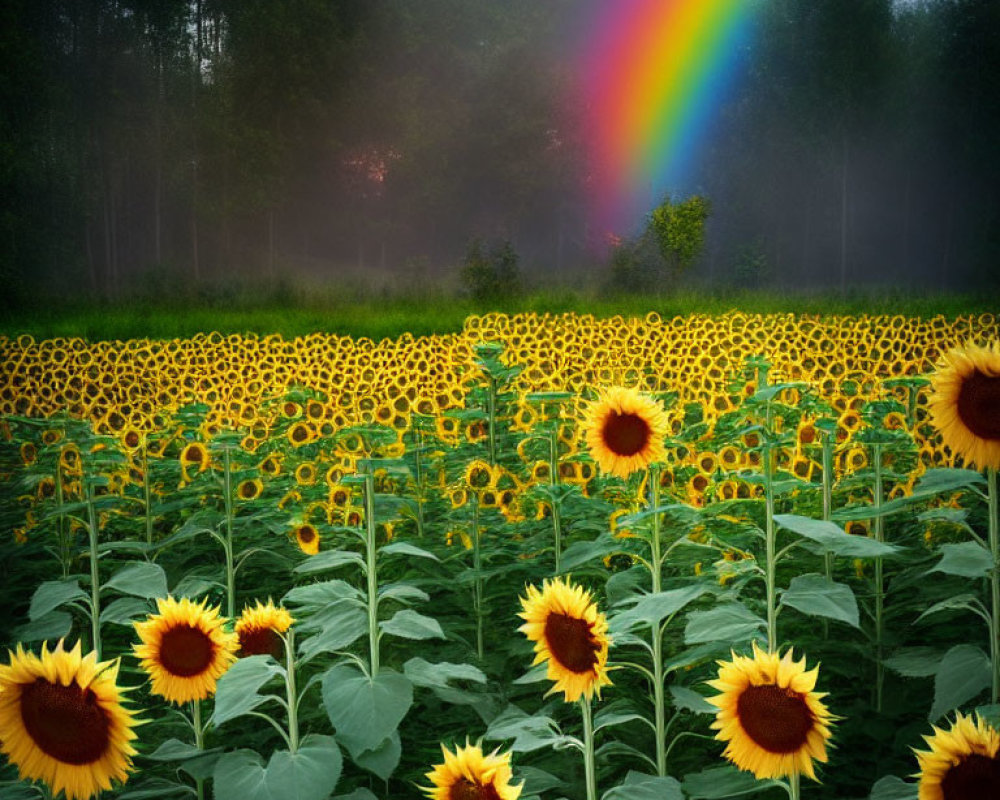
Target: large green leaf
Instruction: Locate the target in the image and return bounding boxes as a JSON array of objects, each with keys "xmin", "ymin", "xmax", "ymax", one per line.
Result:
[
  {"xmin": 321, "ymin": 664, "xmax": 413, "ymax": 756},
  {"xmin": 779, "ymin": 574, "xmax": 860, "ymax": 628},
  {"xmin": 102, "ymin": 561, "xmax": 168, "ymax": 598},
  {"xmin": 774, "ymin": 514, "xmax": 903, "ymax": 558},
  {"xmin": 669, "ymin": 685, "xmax": 716, "ymax": 715},
  {"xmin": 213, "ymin": 750, "xmax": 270, "ymax": 800},
  {"xmin": 283, "ymin": 579, "xmax": 363, "ymax": 609},
  {"xmin": 485, "ymin": 704, "xmax": 564, "ymax": 753},
  {"xmin": 99, "ymin": 596, "xmax": 152, "ymax": 625},
  {"xmin": 379, "ymin": 609, "xmax": 444, "ymax": 641},
  {"xmin": 883, "ymin": 647, "xmax": 945, "ymax": 678},
  {"xmin": 684, "ymin": 603, "xmax": 766, "ymax": 645},
  {"xmin": 558, "ymin": 534, "xmax": 621, "ymax": 573},
  {"xmin": 604, "ymin": 771, "xmax": 684, "ymax": 800},
  {"xmin": 403, "ymin": 657, "xmax": 486, "ymax": 689},
  {"xmin": 211, "ymin": 655, "xmax": 285, "ymax": 727},
  {"xmin": 15, "ymin": 610, "xmax": 73, "ymax": 642},
  {"xmin": 869, "ymin": 776, "xmax": 919, "ymax": 800},
  {"xmin": 293, "ymin": 549, "xmax": 366, "ymax": 575},
  {"xmin": 913, "ymin": 468, "xmax": 985, "ymax": 495},
  {"xmin": 265, "ymin": 735, "xmax": 342, "ymax": 800},
  {"xmin": 683, "ymin": 765, "xmax": 784, "ymax": 798},
  {"xmin": 610, "ymin": 585, "xmax": 709, "ymax": 635},
  {"xmin": 352, "ymin": 732, "xmax": 400, "ymax": 780},
  {"xmin": 930, "ymin": 644, "xmax": 991, "ymax": 721},
  {"xmin": 379, "ymin": 541, "xmax": 439, "ymax": 562},
  {"xmin": 928, "ymin": 542, "xmax": 994, "ymax": 578},
  {"xmin": 29, "ymin": 579, "xmax": 86, "ymax": 620},
  {"xmin": 297, "ymin": 603, "xmax": 368, "ymax": 661}
]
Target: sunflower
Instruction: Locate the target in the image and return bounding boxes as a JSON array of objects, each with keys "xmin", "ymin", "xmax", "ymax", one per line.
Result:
[
  {"xmin": 133, "ymin": 596, "xmax": 238, "ymax": 704},
  {"xmin": 235, "ymin": 600, "xmax": 294, "ymax": 660},
  {"xmin": 0, "ymin": 640, "xmax": 141, "ymax": 800},
  {"xmin": 236, "ymin": 478, "xmax": 263, "ymax": 501},
  {"xmin": 179, "ymin": 442, "xmax": 210, "ymax": 479},
  {"xmin": 928, "ymin": 341, "xmax": 1000, "ymax": 470},
  {"xmin": 914, "ymin": 712, "xmax": 1000, "ymax": 800},
  {"xmin": 582, "ymin": 386, "xmax": 669, "ymax": 479},
  {"xmin": 517, "ymin": 577, "xmax": 612, "ymax": 703},
  {"xmin": 294, "ymin": 523, "xmax": 320, "ymax": 555},
  {"xmin": 707, "ymin": 641, "xmax": 834, "ymax": 781},
  {"xmin": 423, "ymin": 741, "xmax": 522, "ymax": 800}
]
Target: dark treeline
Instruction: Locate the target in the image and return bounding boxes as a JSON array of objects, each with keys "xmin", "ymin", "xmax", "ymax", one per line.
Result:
[{"xmin": 2, "ymin": 0, "xmax": 998, "ymax": 306}]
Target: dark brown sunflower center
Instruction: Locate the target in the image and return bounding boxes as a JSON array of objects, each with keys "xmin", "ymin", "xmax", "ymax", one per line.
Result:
[
  {"xmin": 449, "ymin": 778, "xmax": 502, "ymax": 800},
  {"xmin": 941, "ymin": 753, "xmax": 1000, "ymax": 800},
  {"xmin": 20, "ymin": 678, "xmax": 111, "ymax": 765},
  {"xmin": 292, "ymin": 426, "xmax": 308, "ymax": 442},
  {"xmin": 159, "ymin": 624, "xmax": 215, "ymax": 677},
  {"xmin": 957, "ymin": 370, "xmax": 1000, "ymax": 441},
  {"xmin": 239, "ymin": 627, "xmax": 284, "ymax": 660},
  {"xmin": 736, "ymin": 684, "xmax": 813, "ymax": 754},
  {"xmin": 298, "ymin": 526, "xmax": 316, "ymax": 544},
  {"xmin": 601, "ymin": 411, "xmax": 650, "ymax": 457},
  {"xmin": 185, "ymin": 446, "xmax": 204, "ymax": 462},
  {"xmin": 544, "ymin": 612, "xmax": 598, "ymax": 674},
  {"xmin": 240, "ymin": 483, "xmax": 258, "ymax": 499}
]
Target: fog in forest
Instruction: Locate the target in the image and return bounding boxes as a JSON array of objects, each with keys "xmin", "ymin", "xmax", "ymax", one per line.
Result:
[{"xmin": 2, "ymin": 0, "xmax": 998, "ymax": 305}]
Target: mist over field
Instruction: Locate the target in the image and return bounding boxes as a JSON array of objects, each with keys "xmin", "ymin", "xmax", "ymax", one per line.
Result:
[{"xmin": 2, "ymin": 0, "xmax": 998, "ymax": 307}]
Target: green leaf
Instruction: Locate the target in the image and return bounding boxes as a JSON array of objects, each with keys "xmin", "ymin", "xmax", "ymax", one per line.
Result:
[
  {"xmin": 103, "ymin": 561, "xmax": 168, "ymax": 599},
  {"xmin": 379, "ymin": 609, "xmax": 445, "ymax": 641},
  {"xmin": 171, "ymin": 574, "xmax": 216, "ymax": 599},
  {"xmin": 29, "ymin": 579, "xmax": 86, "ymax": 620},
  {"xmin": 334, "ymin": 791, "xmax": 379, "ymax": 800},
  {"xmin": 684, "ymin": 603, "xmax": 766, "ymax": 645},
  {"xmin": 265, "ymin": 735, "xmax": 342, "ymax": 800},
  {"xmin": 484, "ymin": 705, "xmax": 563, "ymax": 753},
  {"xmin": 321, "ymin": 664, "xmax": 413, "ymax": 757},
  {"xmin": 297, "ymin": 604, "xmax": 368, "ymax": 661},
  {"xmin": 669, "ymin": 685, "xmax": 716, "ymax": 715},
  {"xmin": 916, "ymin": 594, "xmax": 988, "ymax": 624},
  {"xmin": 869, "ymin": 775, "xmax": 919, "ymax": 800},
  {"xmin": 683, "ymin": 765, "xmax": 785, "ymax": 798},
  {"xmin": 283, "ymin": 579, "xmax": 364, "ymax": 609},
  {"xmin": 100, "ymin": 597, "xmax": 152, "ymax": 625},
  {"xmin": 774, "ymin": 514, "xmax": 903, "ymax": 558},
  {"xmin": 378, "ymin": 583, "xmax": 430, "ymax": 604},
  {"xmin": 211, "ymin": 655, "xmax": 285, "ymax": 727},
  {"xmin": 379, "ymin": 542, "xmax": 439, "ymax": 561},
  {"xmin": 558, "ymin": 533, "xmax": 622, "ymax": 572},
  {"xmin": 147, "ymin": 738, "xmax": 221, "ymax": 762},
  {"xmin": 913, "ymin": 468, "xmax": 985, "ymax": 495},
  {"xmin": 516, "ymin": 766, "xmax": 563, "ymax": 795},
  {"xmin": 779, "ymin": 574, "xmax": 860, "ymax": 628},
  {"xmin": 213, "ymin": 750, "xmax": 269, "ymax": 800},
  {"xmin": 352, "ymin": 732, "xmax": 400, "ymax": 780},
  {"xmin": 930, "ymin": 644, "xmax": 992, "ymax": 721},
  {"xmin": 604, "ymin": 771, "xmax": 684, "ymax": 800},
  {"xmin": 15, "ymin": 610, "xmax": 73, "ymax": 642},
  {"xmin": 593, "ymin": 703, "xmax": 647, "ymax": 732},
  {"xmin": 610, "ymin": 585, "xmax": 709, "ymax": 635},
  {"xmin": 928, "ymin": 542, "xmax": 994, "ymax": 578},
  {"xmin": 883, "ymin": 647, "xmax": 945, "ymax": 678},
  {"xmin": 293, "ymin": 549, "xmax": 366, "ymax": 575},
  {"xmin": 116, "ymin": 778, "xmax": 195, "ymax": 799},
  {"xmin": 403, "ymin": 657, "xmax": 486, "ymax": 689}
]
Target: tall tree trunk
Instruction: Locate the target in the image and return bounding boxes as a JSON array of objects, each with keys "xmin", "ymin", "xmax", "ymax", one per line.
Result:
[
  {"xmin": 839, "ymin": 133, "xmax": 849, "ymax": 295},
  {"xmin": 154, "ymin": 48, "xmax": 163, "ymax": 265},
  {"xmin": 191, "ymin": 0, "xmax": 202, "ymax": 283}
]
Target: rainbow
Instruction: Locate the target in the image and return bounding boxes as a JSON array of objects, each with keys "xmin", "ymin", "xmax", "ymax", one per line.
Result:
[{"xmin": 577, "ymin": 0, "xmax": 754, "ymax": 236}]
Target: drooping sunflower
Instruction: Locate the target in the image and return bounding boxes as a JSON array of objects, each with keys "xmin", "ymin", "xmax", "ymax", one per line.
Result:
[
  {"xmin": 582, "ymin": 386, "xmax": 669, "ymax": 479},
  {"xmin": 0, "ymin": 640, "xmax": 142, "ymax": 800},
  {"xmin": 423, "ymin": 741, "xmax": 522, "ymax": 800},
  {"xmin": 235, "ymin": 600, "xmax": 294, "ymax": 660},
  {"xmin": 517, "ymin": 576, "xmax": 612, "ymax": 703},
  {"xmin": 914, "ymin": 712, "xmax": 1000, "ymax": 800},
  {"xmin": 179, "ymin": 442, "xmax": 210, "ymax": 481},
  {"xmin": 928, "ymin": 341, "xmax": 1000, "ymax": 470},
  {"xmin": 133, "ymin": 596, "xmax": 238, "ymax": 704},
  {"xmin": 707, "ymin": 641, "xmax": 834, "ymax": 781},
  {"xmin": 236, "ymin": 478, "xmax": 263, "ymax": 502},
  {"xmin": 294, "ymin": 522, "xmax": 320, "ymax": 555}
]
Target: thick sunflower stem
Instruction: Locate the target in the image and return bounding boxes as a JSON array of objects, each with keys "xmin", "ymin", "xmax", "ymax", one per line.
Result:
[
  {"xmin": 872, "ymin": 443, "xmax": 885, "ymax": 713},
  {"xmin": 85, "ymin": 481, "xmax": 102, "ymax": 661},
  {"xmin": 223, "ymin": 448, "xmax": 236, "ymax": 619},
  {"xmin": 551, "ymin": 426, "xmax": 562, "ymax": 574},
  {"xmin": 988, "ymin": 466, "xmax": 999, "ymax": 704},
  {"xmin": 363, "ymin": 469, "xmax": 380, "ymax": 678},
  {"xmin": 487, "ymin": 375, "xmax": 498, "ymax": 466},
  {"xmin": 647, "ymin": 464, "xmax": 666, "ymax": 776},
  {"xmin": 472, "ymin": 494, "xmax": 484, "ymax": 662},
  {"xmin": 580, "ymin": 697, "xmax": 598, "ymax": 800},
  {"xmin": 55, "ymin": 466, "xmax": 70, "ymax": 578},
  {"xmin": 414, "ymin": 429, "xmax": 425, "ymax": 539},
  {"xmin": 143, "ymin": 444, "xmax": 153, "ymax": 546},
  {"xmin": 821, "ymin": 436, "xmax": 834, "ymax": 638},
  {"xmin": 285, "ymin": 629, "xmax": 299, "ymax": 753},
  {"xmin": 787, "ymin": 771, "xmax": 801, "ymax": 800},
  {"xmin": 764, "ymin": 441, "xmax": 778, "ymax": 653},
  {"xmin": 192, "ymin": 699, "xmax": 205, "ymax": 800}
]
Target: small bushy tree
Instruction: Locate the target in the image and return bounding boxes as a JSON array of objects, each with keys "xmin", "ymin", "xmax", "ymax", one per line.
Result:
[
  {"xmin": 649, "ymin": 194, "xmax": 712, "ymax": 273},
  {"xmin": 460, "ymin": 239, "xmax": 522, "ymax": 302}
]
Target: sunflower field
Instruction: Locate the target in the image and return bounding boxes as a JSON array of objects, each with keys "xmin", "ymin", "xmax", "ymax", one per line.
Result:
[{"xmin": 1, "ymin": 310, "xmax": 999, "ymax": 800}]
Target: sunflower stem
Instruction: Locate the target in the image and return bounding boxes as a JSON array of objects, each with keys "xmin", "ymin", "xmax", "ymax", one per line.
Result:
[
  {"xmin": 363, "ymin": 468, "xmax": 380, "ymax": 677},
  {"xmin": 988, "ymin": 466, "xmax": 999, "ymax": 704},
  {"xmin": 143, "ymin": 443, "xmax": 153, "ymax": 546},
  {"xmin": 85, "ymin": 480, "xmax": 102, "ymax": 661},
  {"xmin": 191, "ymin": 699, "xmax": 205, "ymax": 800},
  {"xmin": 580, "ymin": 697, "xmax": 598, "ymax": 800},
  {"xmin": 764, "ymin": 438, "xmax": 777, "ymax": 653},
  {"xmin": 55, "ymin": 466, "xmax": 70, "ymax": 578},
  {"xmin": 472, "ymin": 493, "xmax": 484, "ymax": 662},
  {"xmin": 787, "ymin": 771, "xmax": 801, "ymax": 800},
  {"xmin": 821, "ymin": 435, "xmax": 834, "ymax": 639},
  {"xmin": 551, "ymin": 426, "xmax": 562, "ymax": 574},
  {"xmin": 872, "ymin": 442, "xmax": 885, "ymax": 713},
  {"xmin": 647, "ymin": 463, "xmax": 667, "ymax": 776},
  {"xmin": 223, "ymin": 447, "xmax": 236, "ymax": 619},
  {"xmin": 285, "ymin": 629, "xmax": 299, "ymax": 753},
  {"xmin": 413, "ymin": 428, "xmax": 425, "ymax": 538}
]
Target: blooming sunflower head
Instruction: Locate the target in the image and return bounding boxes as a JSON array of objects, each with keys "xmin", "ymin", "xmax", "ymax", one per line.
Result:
[
  {"xmin": 582, "ymin": 386, "xmax": 669, "ymax": 479},
  {"xmin": 928, "ymin": 340, "xmax": 1000, "ymax": 470},
  {"xmin": 294, "ymin": 522, "xmax": 320, "ymax": 555},
  {"xmin": 517, "ymin": 576, "xmax": 612, "ymax": 703},
  {"xmin": 0, "ymin": 640, "xmax": 142, "ymax": 800},
  {"xmin": 914, "ymin": 712, "xmax": 1000, "ymax": 800},
  {"xmin": 423, "ymin": 741, "xmax": 522, "ymax": 800},
  {"xmin": 235, "ymin": 600, "xmax": 294, "ymax": 660},
  {"xmin": 133, "ymin": 596, "xmax": 238, "ymax": 705},
  {"xmin": 707, "ymin": 640, "xmax": 834, "ymax": 781}
]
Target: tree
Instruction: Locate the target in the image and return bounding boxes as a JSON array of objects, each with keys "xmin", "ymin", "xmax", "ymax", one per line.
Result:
[{"xmin": 649, "ymin": 195, "xmax": 711, "ymax": 274}]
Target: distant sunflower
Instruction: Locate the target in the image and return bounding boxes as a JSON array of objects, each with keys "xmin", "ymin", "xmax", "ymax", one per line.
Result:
[
  {"xmin": 518, "ymin": 577, "xmax": 612, "ymax": 703},
  {"xmin": 423, "ymin": 741, "xmax": 522, "ymax": 800},
  {"xmin": 133, "ymin": 597, "xmax": 238, "ymax": 704},
  {"xmin": 914, "ymin": 712, "xmax": 1000, "ymax": 800},
  {"xmin": 707, "ymin": 641, "xmax": 834, "ymax": 781},
  {"xmin": 294, "ymin": 523, "xmax": 320, "ymax": 555},
  {"xmin": 235, "ymin": 600, "xmax": 294, "ymax": 660},
  {"xmin": 236, "ymin": 478, "xmax": 263, "ymax": 501},
  {"xmin": 179, "ymin": 442, "xmax": 210, "ymax": 480},
  {"xmin": 0, "ymin": 640, "xmax": 141, "ymax": 800},
  {"xmin": 582, "ymin": 387, "xmax": 669, "ymax": 479},
  {"xmin": 928, "ymin": 341, "xmax": 1000, "ymax": 470}
]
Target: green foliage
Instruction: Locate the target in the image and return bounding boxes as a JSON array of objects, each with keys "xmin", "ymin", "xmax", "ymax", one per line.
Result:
[
  {"xmin": 648, "ymin": 195, "xmax": 711, "ymax": 272},
  {"xmin": 459, "ymin": 239, "xmax": 523, "ymax": 303}
]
